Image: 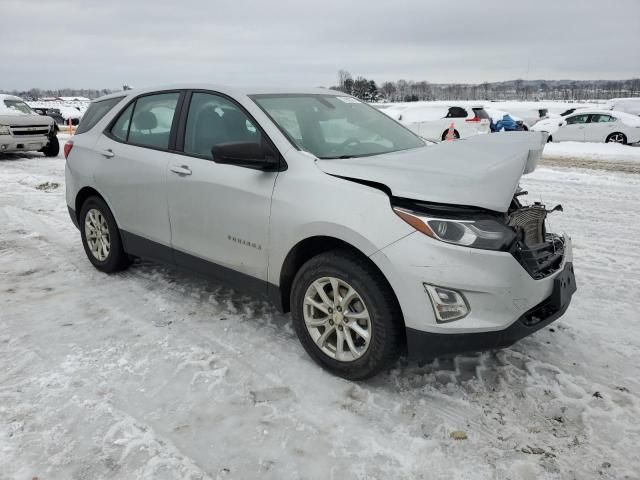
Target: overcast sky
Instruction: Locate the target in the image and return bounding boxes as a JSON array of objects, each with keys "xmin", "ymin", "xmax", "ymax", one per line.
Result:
[{"xmin": 1, "ymin": 0, "xmax": 638, "ymax": 90}]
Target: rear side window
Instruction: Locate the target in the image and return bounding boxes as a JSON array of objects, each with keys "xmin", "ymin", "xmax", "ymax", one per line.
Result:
[
  {"xmin": 76, "ymin": 97, "xmax": 124, "ymax": 134},
  {"xmin": 110, "ymin": 103, "xmax": 134, "ymax": 141},
  {"xmin": 472, "ymin": 107, "xmax": 490, "ymax": 119},
  {"xmin": 446, "ymin": 107, "xmax": 468, "ymax": 118},
  {"xmin": 590, "ymin": 114, "xmax": 614, "ymax": 123},
  {"xmin": 109, "ymin": 92, "xmax": 180, "ymax": 149}
]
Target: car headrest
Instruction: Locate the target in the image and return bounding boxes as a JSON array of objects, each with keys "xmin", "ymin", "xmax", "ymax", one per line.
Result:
[{"xmin": 133, "ymin": 110, "xmax": 157, "ymax": 131}]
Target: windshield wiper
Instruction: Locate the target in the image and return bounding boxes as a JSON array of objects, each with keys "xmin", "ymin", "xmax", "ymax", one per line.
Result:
[{"xmin": 319, "ymin": 154, "xmax": 356, "ymax": 160}]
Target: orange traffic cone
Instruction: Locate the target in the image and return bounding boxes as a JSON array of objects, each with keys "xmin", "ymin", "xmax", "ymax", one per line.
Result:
[{"xmin": 445, "ymin": 122, "xmax": 456, "ymax": 142}]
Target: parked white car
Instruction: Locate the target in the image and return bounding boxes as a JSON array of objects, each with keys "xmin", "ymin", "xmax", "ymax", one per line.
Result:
[
  {"xmin": 530, "ymin": 108, "xmax": 589, "ymax": 136},
  {"xmin": 382, "ymin": 104, "xmax": 491, "ymax": 141},
  {"xmin": 0, "ymin": 94, "xmax": 59, "ymax": 156},
  {"xmin": 538, "ymin": 110, "xmax": 640, "ymax": 144},
  {"xmin": 607, "ymin": 98, "xmax": 640, "ymax": 116}
]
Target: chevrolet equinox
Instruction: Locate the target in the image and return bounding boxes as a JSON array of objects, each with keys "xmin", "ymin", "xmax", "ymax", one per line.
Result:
[{"xmin": 65, "ymin": 86, "xmax": 576, "ymax": 379}]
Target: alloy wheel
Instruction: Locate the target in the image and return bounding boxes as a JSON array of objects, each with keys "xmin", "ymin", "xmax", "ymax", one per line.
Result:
[
  {"xmin": 84, "ymin": 209, "xmax": 111, "ymax": 261},
  {"xmin": 607, "ymin": 133, "xmax": 625, "ymax": 144},
  {"xmin": 303, "ymin": 277, "xmax": 372, "ymax": 362}
]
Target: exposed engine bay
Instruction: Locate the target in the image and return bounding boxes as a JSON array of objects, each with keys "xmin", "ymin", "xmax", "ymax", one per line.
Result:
[
  {"xmin": 390, "ymin": 186, "xmax": 566, "ymax": 280},
  {"xmin": 508, "ymin": 189, "xmax": 565, "ymax": 279}
]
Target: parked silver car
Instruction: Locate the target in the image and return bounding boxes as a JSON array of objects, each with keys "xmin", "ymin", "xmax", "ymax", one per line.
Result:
[
  {"xmin": 65, "ymin": 86, "xmax": 576, "ymax": 379},
  {"xmin": 0, "ymin": 94, "xmax": 59, "ymax": 156}
]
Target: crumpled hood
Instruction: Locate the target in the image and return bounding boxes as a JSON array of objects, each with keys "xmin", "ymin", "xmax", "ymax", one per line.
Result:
[{"xmin": 316, "ymin": 131, "xmax": 547, "ymax": 212}]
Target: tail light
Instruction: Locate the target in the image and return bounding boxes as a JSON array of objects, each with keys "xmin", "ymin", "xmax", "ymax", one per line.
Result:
[
  {"xmin": 465, "ymin": 116, "xmax": 481, "ymax": 123},
  {"xmin": 64, "ymin": 140, "xmax": 73, "ymax": 159}
]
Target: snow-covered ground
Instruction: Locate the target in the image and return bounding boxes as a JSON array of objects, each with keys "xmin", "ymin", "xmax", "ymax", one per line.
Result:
[
  {"xmin": 1, "ymin": 140, "xmax": 640, "ymax": 479},
  {"xmin": 543, "ymin": 141, "xmax": 640, "ymax": 164}
]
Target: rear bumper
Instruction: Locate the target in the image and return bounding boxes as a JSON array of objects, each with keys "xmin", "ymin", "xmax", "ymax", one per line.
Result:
[{"xmin": 406, "ymin": 262, "xmax": 576, "ymax": 362}]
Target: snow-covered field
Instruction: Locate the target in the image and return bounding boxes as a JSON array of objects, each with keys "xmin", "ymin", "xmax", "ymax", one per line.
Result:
[{"xmin": 1, "ymin": 139, "xmax": 640, "ymax": 480}]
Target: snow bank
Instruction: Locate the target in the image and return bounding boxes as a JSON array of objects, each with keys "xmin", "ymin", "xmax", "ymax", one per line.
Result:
[{"xmin": 543, "ymin": 142, "xmax": 640, "ymax": 164}]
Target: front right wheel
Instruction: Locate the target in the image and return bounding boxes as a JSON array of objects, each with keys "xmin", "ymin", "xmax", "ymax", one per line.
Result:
[{"xmin": 290, "ymin": 250, "xmax": 403, "ymax": 380}]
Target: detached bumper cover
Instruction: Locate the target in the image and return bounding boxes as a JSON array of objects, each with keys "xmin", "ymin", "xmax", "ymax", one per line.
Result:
[{"xmin": 407, "ymin": 262, "xmax": 576, "ymax": 361}]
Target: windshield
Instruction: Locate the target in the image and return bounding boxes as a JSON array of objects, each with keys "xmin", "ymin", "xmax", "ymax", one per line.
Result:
[
  {"xmin": 3, "ymin": 100, "xmax": 34, "ymax": 114},
  {"xmin": 251, "ymin": 94, "xmax": 425, "ymax": 159}
]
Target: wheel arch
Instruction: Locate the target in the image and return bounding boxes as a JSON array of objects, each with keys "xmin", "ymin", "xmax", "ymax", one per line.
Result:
[
  {"xmin": 606, "ymin": 131, "xmax": 627, "ymax": 144},
  {"xmin": 74, "ymin": 186, "xmax": 121, "ymax": 228},
  {"xmin": 276, "ymin": 236, "xmax": 405, "ymax": 329}
]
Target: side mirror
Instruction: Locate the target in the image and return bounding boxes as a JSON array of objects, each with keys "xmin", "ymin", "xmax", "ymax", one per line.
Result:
[
  {"xmin": 558, "ymin": 121, "xmax": 565, "ymax": 127},
  {"xmin": 211, "ymin": 141, "xmax": 279, "ymax": 171}
]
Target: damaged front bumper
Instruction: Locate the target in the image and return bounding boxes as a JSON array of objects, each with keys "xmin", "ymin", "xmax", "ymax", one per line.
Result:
[
  {"xmin": 371, "ymin": 229, "xmax": 575, "ymax": 362},
  {"xmin": 406, "ymin": 261, "xmax": 576, "ymax": 361}
]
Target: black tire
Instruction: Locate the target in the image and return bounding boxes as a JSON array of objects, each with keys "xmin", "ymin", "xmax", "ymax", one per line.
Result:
[
  {"xmin": 547, "ymin": 135, "xmax": 553, "ymax": 143},
  {"xmin": 290, "ymin": 249, "xmax": 404, "ymax": 380},
  {"xmin": 441, "ymin": 129, "xmax": 460, "ymax": 141},
  {"xmin": 79, "ymin": 196, "xmax": 131, "ymax": 273},
  {"xmin": 606, "ymin": 132, "xmax": 627, "ymax": 144},
  {"xmin": 41, "ymin": 135, "xmax": 60, "ymax": 157}
]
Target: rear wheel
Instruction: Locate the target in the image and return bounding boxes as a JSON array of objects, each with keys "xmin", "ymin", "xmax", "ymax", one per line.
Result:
[
  {"xmin": 79, "ymin": 196, "xmax": 131, "ymax": 273},
  {"xmin": 41, "ymin": 135, "xmax": 59, "ymax": 157},
  {"xmin": 290, "ymin": 250, "xmax": 403, "ymax": 380},
  {"xmin": 606, "ymin": 132, "xmax": 627, "ymax": 144}
]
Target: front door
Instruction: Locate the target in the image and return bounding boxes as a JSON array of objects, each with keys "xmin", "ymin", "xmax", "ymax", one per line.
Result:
[{"xmin": 166, "ymin": 91, "xmax": 278, "ymax": 286}]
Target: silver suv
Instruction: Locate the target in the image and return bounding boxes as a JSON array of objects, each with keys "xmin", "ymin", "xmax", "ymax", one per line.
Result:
[{"xmin": 65, "ymin": 86, "xmax": 576, "ymax": 379}]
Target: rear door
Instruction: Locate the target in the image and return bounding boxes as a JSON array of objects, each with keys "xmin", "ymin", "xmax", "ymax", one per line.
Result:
[
  {"xmin": 585, "ymin": 114, "xmax": 616, "ymax": 142},
  {"xmin": 166, "ymin": 91, "xmax": 279, "ymax": 285},
  {"xmin": 554, "ymin": 113, "xmax": 589, "ymax": 141},
  {"xmin": 94, "ymin": 91, "xmax": 183, "ymax": 258}
]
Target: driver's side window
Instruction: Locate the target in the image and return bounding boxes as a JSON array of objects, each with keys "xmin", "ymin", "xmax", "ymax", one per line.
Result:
[{"xmin": 183, "ymin": 92, "xmax": 260, "ymax": 158}]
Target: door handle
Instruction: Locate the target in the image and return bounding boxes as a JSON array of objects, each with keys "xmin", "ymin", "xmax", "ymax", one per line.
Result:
[
  {"xmin": 170, "ymin": 165, "xmax": 192, "ymax": 176},
  {"xmin": 101, "ymin": 148, "xmax": 115, "ymax": 158}
]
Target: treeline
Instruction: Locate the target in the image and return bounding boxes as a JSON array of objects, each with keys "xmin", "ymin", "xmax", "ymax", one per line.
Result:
[
  {"xmin": 332, "ymin": 70, "xmax": 640, "ymax": 102},
  {"xmin": 5, "ymin": 76, "xmax": 640, "ymax": 103},
  {"xmin": 2, "ymin": 88, "xmax": 114, "ymax": 100}
]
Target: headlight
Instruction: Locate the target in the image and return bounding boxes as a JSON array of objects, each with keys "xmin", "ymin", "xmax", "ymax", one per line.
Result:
[
  {"xmin": 393, "ymin": 206, "xmax": 516, "ymax": 250},
  {"xmin": 0, "ymin": 125, "xmax": 10, "ymax": 135}
]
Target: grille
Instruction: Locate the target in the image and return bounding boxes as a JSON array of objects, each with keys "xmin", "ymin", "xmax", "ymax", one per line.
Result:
[
  {"xmin": 10, "ymin": 126, "xmax": 50, "ymax": 136},
  {"xmin": 513, "ymin": 234, "xmax": 565, "ymax": 280}
]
